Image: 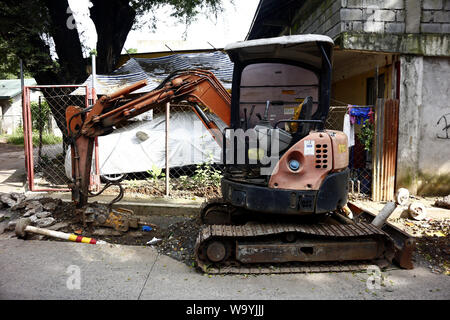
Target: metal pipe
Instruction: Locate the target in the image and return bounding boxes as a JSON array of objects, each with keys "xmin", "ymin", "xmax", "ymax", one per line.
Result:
[
  {"xmin": 165, "ymin": 102, "xmax": 170, "ymax": 197},
  {"xmin": 371, "ymin": 202, "xmax": 396, "ymax": 229},
  {"xmin": 91, "ymin": 54, "xmax": 96, "ymax": 94}
]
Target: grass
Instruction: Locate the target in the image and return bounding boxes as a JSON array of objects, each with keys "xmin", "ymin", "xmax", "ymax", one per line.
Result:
[{"xmin": 2, "ymin": 128, "xmax": 62, "ymax": 147}]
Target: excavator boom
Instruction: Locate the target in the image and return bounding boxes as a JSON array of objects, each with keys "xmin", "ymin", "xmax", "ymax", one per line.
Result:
[{"xmin": 66, "ymin": 69, "xmax": 231, "ymax": 207}]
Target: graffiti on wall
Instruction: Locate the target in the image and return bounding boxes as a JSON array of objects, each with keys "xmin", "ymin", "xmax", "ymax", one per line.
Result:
[{"xmin": 437, "ymin": 113, "xmax": 450, "ymax": 140}]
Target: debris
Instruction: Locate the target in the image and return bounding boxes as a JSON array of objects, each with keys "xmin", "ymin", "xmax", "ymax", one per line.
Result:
[
  {"xmin": 23, "ymin": 211, "xmax": 35, "ymax": 218},
  {"xmin": 142, "ymin": 226, "xmax": 153, "ymax": 232},
  {"xmin": 29, "ymin": 215, "xmax": 39, "ymax": 224},
  {"xmin": 342, "ymin": 205, "xmax": 354, "ymax": 219},
  {"xmin": 35, "ymin": 217, "xmax": 56, "ymax": 228},
  {"xmin": 147, "ymin": 237, "xmax": 162, "ymax": 245},
  {"xmin": 36, "ymin": 212, "xmax": 52, "ymax": 219},
  {"xmin": 0, "ymin": 223, "xmax": 6, "ymax": 234},
  {"xmin": 372, "ymin": 202, "xmax": 396, "ymax": 228},
  {"xmin": 409, "ymin": 202, "xmax": 427, "ymax": 221},
  {"xmin": 434, "ymin": 195, "xmax": 450, "ymax": 210},
  {"xmin": 48, "ymin": 222, "xmax": 70, "ymax": 231},
  {"xmin": 396, "ymin": 188, "xmax": 410, "ymax": 206},
  {"xmin": 7, "ymin": 220, "xmax": 17, "ymax": 231},
  {"xmin": 15, "ymin": 218, "xmax": 107, "ymax": 245},
  {"xmin": 43, "ymin": 202, "xmax": 58, "ymax": 212},
  {"xmin": 10, "ymin": 193, "xmax": 26, "ymax": 204},
  {"xmin": 25, "ymin": 201, "xmax": 43, "ymax": 212},
  {"xmin": 0, "ymin": 193, "xmax": 17, "ymax": 208},
  {"xmin": 92, "ymin": 228, "xmax": 122, "ymax": 237}
]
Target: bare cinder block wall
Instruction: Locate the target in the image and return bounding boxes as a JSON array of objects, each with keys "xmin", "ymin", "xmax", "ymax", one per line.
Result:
[{"xmin": 291, "ymin": 0, "xmax": 450, "ymax": 39}]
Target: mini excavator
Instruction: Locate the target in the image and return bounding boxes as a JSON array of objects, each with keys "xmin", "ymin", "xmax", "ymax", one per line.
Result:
[{"xmin": 66, "ymin": 35, "xmax": 413, "ymax": 273}]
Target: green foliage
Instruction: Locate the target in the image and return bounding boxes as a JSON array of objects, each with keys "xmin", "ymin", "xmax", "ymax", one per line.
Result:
[
  {"xmin": 126, "ymin": 48, "xmax": 138, "ymax": 54},
  {"xmin": 192, "ymin": 154, "xmax": 222, "ymax": 187},
  {"xmin": 4, "ymin": 127, "xmax": 62, "ymax": 147},
  {"xmin": 358, "ymin": 121, "xmax": 374, "ymax": 153},
  {"xmin": 131, "ymin": 0, "xmax": 223, "ymax": 22},
  {"xmin": 147, "ymin": 164, "xmax": 165, "ymax": 182},
  {"xmin": 0, "ymin": 39, "xmax": 31, "ymax": 79},
  {"xmin": 30, "ymin": 100, "xmax": 51, "ymax": 132},
  {"xmin": 0, "ymin": 0, "xmax": 224, "ymax": 82}
]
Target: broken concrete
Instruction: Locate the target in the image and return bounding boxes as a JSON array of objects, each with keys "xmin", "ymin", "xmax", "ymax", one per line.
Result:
[
  {"xmin": 35, "ymin": 217, "xmax": 56, "ymax": 228},
  {"xmin": 0, "ymin": 193, "xmax": 17, "ymax": 208},
  {"xmin": 35, "ymin": 211, "xmax": 52, "ymax": 219}
]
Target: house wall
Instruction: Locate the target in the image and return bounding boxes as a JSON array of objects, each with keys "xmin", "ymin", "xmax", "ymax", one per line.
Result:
[
  {"xmin": 332, "ymin": 64, "xmax": 393, "ymax": 106},
  {"xmin": 0, "ymin": 94, "xmax": 23, "ymax": 135},
  {"xmin": 0, "ymin": 90, "xmax": 43, "ymax": 135},
  {"xmin": 290, "ymin": 0, "xmax": 450, "ymax": 39},
  {"xmin": 397, "ymin": 55, "xmax": 450, "ymax": 196}
]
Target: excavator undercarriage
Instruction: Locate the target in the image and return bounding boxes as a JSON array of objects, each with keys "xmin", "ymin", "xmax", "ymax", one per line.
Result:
[{"xmin": 194, "ymin": 197, "xmax": 399, "ymax": 274}]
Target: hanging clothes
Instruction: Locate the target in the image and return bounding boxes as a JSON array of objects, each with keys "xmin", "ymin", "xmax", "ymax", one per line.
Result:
[
  {"xmin": 349, "ymin": 106, "xmax": 373, "ymax": 125},
  {"xmin": 343, "ymin": 113, "xmax": 355, "ymax": 148}
]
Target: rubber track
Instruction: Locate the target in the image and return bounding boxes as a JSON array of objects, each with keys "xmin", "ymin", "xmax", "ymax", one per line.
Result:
[{"xmin": 195, "ymin": 222, "xmax": 394, "ymax": 274}]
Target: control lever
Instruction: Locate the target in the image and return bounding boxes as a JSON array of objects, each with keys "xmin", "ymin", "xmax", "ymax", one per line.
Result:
[{"xmin": 264, "ymin": 100, "xmax": 270, "ymax": 121}]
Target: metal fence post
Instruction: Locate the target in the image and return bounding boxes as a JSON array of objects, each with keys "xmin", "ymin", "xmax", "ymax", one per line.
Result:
[{"xmin": 165, "ymin": 102, "xmax": 170, "ymax": 197}]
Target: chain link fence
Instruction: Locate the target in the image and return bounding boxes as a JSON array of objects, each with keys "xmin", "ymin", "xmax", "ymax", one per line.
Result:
[
  {"xmin": 326, "ymin": 106, "xmax": 374, "ymax": 200},
  {"xmin": 22, "ymin": 88, "xmax": 375, "ymax": 201},
  {"xmin": 96, "ymin": 103, "xmax": 224, "ymax": 199}
]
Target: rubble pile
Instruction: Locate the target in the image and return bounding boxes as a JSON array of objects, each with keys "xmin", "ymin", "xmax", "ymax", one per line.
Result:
[
  {"xmin": 154, "ymin": 218, "xmax": 201, "ymax": 267},
  {"xmin": 0, "ymin": 192, "xmax": 68, "ymax": 236}
]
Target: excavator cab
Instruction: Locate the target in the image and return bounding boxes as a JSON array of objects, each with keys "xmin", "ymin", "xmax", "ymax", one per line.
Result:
[{"xmin": 215, "ymin": 35, "xmax": 350, "ymax": 219}]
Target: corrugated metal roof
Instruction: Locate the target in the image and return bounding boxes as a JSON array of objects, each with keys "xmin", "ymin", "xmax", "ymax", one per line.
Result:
[
  {"xmin": 0, "ymin": 79, "xmax": 36, "ymax": 99},
  {"xmin": 75, "ymin": 51, "xmax": 234, "ymax": 96}
]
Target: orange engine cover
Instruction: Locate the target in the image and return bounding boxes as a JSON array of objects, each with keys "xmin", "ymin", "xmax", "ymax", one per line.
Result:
[{"xmin": 269, "ymin": 131, "xmax": 349, "ymax": 191}]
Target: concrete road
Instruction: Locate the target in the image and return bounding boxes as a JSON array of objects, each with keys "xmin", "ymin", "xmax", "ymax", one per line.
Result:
[
  {"xmin": 0, "ymin": 239, "xmax": 449, "ymax": 300},
  {"xmin": 0, "ymin": 142, "xmax": 26, "ymax": 194}
]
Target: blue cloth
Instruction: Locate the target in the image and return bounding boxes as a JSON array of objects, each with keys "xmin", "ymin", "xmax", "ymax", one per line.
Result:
[{"xmin": 349, "ymin": 107, "xmax": 372, "ymax": 125}]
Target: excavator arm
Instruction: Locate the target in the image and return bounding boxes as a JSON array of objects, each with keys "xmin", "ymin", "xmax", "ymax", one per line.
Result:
[{"xmin": 66, "ymin": 69, "xmax": 231, "ymax": 208}]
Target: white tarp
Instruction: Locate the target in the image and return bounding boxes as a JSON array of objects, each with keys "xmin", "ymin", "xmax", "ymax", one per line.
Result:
[{"xmin": 65, "ymin": 111, "xmax": 223, "ymax": 178}]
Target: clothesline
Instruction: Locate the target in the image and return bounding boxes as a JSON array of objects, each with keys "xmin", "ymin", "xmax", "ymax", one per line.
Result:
[{"xmin": 330, "ymin": 98, "xmax": 375, "ymax": 108}]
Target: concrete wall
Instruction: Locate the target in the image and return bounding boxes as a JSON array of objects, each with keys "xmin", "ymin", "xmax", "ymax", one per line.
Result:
[{"xmin": 397, "ymin": 56, "xmax": 450, "ymax": 196}]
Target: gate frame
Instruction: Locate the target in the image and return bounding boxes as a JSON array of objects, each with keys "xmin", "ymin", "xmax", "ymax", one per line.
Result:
[{"xmin": 22, "ymin": 84, "xmax": 100, "ymax": 192}]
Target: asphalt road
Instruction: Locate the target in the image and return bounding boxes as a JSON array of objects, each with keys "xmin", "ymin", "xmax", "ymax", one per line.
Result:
[{"xmin": 0, "ymin": 239, "xmax": 449, "ymax": 300}]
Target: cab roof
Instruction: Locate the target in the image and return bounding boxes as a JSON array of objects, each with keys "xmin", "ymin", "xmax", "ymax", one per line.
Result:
[{"xmin": 225, "ymin": 34, "xmax": 333, "ymax": 69}]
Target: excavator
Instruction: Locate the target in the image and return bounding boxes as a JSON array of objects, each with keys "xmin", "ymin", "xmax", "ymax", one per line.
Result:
[{"xmin": 66, "ymin": 35, "xmax": 412, "ymax": 274}]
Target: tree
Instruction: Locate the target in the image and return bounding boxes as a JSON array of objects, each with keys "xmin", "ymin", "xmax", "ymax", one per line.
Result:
[
  {"xmin": 0, "ymin": 0, "xmax": 223, "ymax": 145},
  {"xmin": 0, "ymin": 39, "xmax": 32, "ymax": 79},
  {"xmin": 0, "ymin": 0, "xmax": 223, "ymax": 82}
]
